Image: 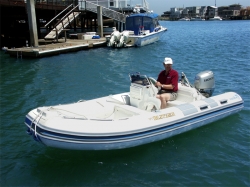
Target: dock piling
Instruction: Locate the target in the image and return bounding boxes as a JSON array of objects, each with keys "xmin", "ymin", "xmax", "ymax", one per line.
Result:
[{"xmin": 26, "ymin": 0, "xmax": 38, "ymax": 47}]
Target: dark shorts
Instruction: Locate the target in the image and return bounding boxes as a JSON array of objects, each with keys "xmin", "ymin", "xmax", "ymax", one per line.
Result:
[{"xmin": 157, "ymin": 90, "xmax": 178, "ymax": 101}]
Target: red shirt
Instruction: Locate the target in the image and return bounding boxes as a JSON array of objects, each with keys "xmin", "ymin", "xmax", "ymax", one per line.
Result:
[{"xmin": 157, "ymin": 69, "xmax": 179, "ymax": 92}]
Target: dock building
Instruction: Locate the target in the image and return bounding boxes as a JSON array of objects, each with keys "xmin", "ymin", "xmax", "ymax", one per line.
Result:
[{"xmin": 0, "ymin": 0, "xmax": 149, "ymax": 48}]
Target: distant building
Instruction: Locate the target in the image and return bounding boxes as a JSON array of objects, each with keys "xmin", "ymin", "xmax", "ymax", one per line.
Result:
[
  {"xmin": 200, "ymin": 6, "xmax": 208, "ymax": 17},
  {"xmin": 167, "ymin": 6, "xmax": 207, "ymax": 20},
  {"xmin": 218, "ymin": 4, "xmax": 241, "ymax": 19},
  {"xmin": 161, "ymin": 11, "xmax": 170, "ymax": 18},
  {"xmin": 161, "ymin": 3, "xmax": 247, "ymax": 20},
  {"xmin": 240, "ymin": 6, "xmax": 250, "ymax": 19},
  {"xmin": 206, "ymin": 6, "xmax": 218, "ymax": 18},
  {"xmin": 182, "ymin": 8, "xmax": 189, "ymax": 18},
  {"xmin": 186, "ymin": 6, "xmax": 202, "ymax": 17},
  {"xmin": 169, "ymin": 7, "xmax": 183, "ymax": 20}
]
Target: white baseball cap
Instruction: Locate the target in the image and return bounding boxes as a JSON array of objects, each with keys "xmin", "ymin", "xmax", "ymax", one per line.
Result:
[{"xmin": 163, "ymin": 57, "xmax": 173, "ymax": 65}]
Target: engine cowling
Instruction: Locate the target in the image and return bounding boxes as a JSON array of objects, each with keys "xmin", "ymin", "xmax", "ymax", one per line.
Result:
[{"xmin": 194, "ymin": 71, "xmax": 215, "ymax": 98}]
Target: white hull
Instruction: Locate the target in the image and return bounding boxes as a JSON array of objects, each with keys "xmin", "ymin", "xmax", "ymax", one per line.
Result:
[
  {"xmin": 26, "ymin": 101, "xmax": 242, "ymax": 150},
  {"xmin": 209, "ymin": 17, "xmax": 223, "ymax": 21},
  {"xmin": 179, "ymin": 18, "xmax": 190, "ymax": 21},
  {"xmin": 129, "ymin": 28, "xmax": 167, "ymax": 47},
  {"xmin": 190, "ymin": 17, "xmax": 205, "ymax": 21},
  {"xmin": 106, "ymin": 12, "xmax": 167, "ymax": 48},
  {"xmin": 106, "ymin": 27, "xmax": 167, "ymax": 48},
  {"xmin": 25, "ymin": 78, "xmax": 243, "ymax": 150}
]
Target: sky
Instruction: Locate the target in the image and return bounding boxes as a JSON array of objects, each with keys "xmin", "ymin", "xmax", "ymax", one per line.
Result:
[{"xmin": 145, "ymin": 0, "xmax": 250, "ymax": 14}]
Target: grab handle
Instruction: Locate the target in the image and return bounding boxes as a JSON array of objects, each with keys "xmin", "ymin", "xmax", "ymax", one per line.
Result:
[
  {"xmin": 220, "ymin": 99, "xmax": 228, "ymax": 104},
  {"xmin": 199, "ymin": 105, "xmax": 208, "ymax": 110}
]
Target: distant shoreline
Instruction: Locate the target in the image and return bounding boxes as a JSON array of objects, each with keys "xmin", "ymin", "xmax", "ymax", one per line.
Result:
[{"xmin": 158, "ymin": 16, "xmax": 250, "ymax": 21}]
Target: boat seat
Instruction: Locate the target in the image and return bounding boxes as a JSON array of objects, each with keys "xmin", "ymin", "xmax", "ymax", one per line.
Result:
[
  {"xmin": 168, "ymin": 100, "xmax": 186, "ymax": 107},
  {"xmin": 175, "ymin": 84, "xmax": 198, "ymax": 103},
  {"xmin": 130, "ymin": 83, "xmax": 160, "ymax": 111},
  {"xmin": 167, "ymin": 84, "xmax": 198, "ymax": 108}
]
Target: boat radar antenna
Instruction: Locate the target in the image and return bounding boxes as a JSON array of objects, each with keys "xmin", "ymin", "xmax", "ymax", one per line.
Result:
[{"xmin": 143, "ymin": 0, "xmax": 149, "ymax": 12}]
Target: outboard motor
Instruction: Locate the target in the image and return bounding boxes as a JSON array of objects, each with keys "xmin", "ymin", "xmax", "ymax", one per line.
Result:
[
  {"xmin": 194, "ymin": 71, "xmax": 215, "ymax": 98},
  {"xmin": 117, "ymin": 31, "xmax": 130, "ymax": 47},
  {"xmin": 107, "ymin": 27, "xmax": 121, "ymax": 47}
]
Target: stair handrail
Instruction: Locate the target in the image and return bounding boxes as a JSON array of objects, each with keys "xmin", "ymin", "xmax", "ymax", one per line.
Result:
[
  {"xmin": 102, "ymin": 6, "xmax": 126, "ymax": 23},
  {"xmin": 57, "ymin": 4, "xmax": 79, "ymax": 27},
  {"xmin": 44, "ymin": 3, "xmax": 74, "ymax": 27},
  {"xmin": 44, "ymin": 4, "xmax": 80, "ymax": 40},
  {"xmin": 52, "ymin": 4, "xmax": 79, "ymax": 33},
  {"xmin": 82, "ymin": 1, "xmax": 126, "ymax": 23},
  {"xmin": 52, "ymin": 4, "xmax": 80, "ymax": 40}
]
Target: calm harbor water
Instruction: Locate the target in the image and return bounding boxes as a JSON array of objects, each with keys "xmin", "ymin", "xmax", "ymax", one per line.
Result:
[{"xmin": 0, "ymin": 20, "xmax": 250, "ymax": 186}]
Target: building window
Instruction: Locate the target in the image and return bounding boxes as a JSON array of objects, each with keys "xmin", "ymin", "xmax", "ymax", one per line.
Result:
[{"xmin": 110, "ymin": 0, "xmax": 114, "ymax": 7}]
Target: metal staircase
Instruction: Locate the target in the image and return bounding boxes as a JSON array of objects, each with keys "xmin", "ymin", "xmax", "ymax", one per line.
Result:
[
  {"xmin": 79, "ymin": 1, "xmax": 127, "ymax": 23},
  {"xmin": 44, "ymin": 4, "xmax": 81, "ymax": 40},
  {"xmin": 44, "ymin": 1, "xmax": 127, "ymax": 40}
]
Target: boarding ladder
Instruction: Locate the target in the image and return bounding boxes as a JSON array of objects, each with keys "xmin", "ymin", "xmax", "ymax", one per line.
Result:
[
  {"xmin": 44, "ymin": 4, "xmax": 81, "ymax": 40},
  {"xmin": 79, "ymin": 0, "xmax": 126, "ymax": 23}
]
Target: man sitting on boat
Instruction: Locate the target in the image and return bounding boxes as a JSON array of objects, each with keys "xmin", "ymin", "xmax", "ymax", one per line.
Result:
[{"xmin": 155, "ymin": 57, "xmax": 179, "ymax": 109}]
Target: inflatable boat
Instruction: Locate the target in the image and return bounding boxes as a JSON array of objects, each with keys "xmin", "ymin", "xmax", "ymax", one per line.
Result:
[{"xmin": 24, "ymin": 71, "xmax": 244, "ymax": 150}]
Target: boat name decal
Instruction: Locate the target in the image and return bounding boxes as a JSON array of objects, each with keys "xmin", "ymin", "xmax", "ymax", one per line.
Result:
[{"xmin": 149, "ymin": 112, "xmax": 175, "ymax": 121}]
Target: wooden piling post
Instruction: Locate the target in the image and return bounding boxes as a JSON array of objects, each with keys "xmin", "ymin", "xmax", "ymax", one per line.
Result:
[
  {"xmin": 26, "ymin": 0, "xmax": 38, "ymax": 47},
  {"xmin": 97, "ymin": 6, "xmax": 103, "ymax": 37}
]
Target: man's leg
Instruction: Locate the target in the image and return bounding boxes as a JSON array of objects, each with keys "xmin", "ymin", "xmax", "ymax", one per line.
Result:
[{"xmin": 156, "ymin": 93, "xmax": 171, "ymax": 109}]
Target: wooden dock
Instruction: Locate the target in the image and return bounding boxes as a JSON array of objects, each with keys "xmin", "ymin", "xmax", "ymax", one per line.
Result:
[{"xmin": 6, "ymin": 38, "xmax": 107, "ymax": 58}]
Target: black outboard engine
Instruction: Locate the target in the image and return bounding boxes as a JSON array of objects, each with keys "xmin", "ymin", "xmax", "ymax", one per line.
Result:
[{"xmin": 194, "ymin": 71, "xmax": 215, "ymax": 98}]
